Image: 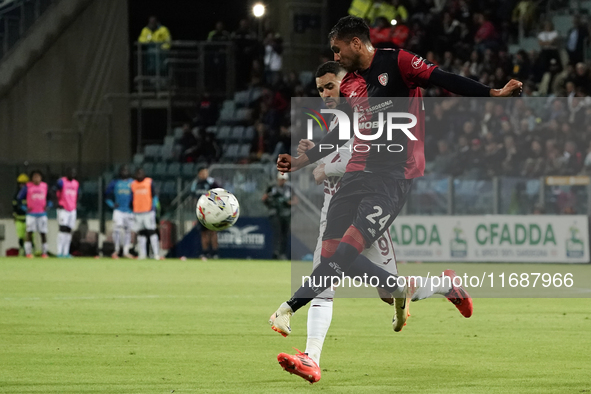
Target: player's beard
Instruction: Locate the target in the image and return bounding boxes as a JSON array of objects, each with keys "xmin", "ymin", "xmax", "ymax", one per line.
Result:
[{"xmin": 342, "ymin": 54, "xmax": 363, "ymax": 73}]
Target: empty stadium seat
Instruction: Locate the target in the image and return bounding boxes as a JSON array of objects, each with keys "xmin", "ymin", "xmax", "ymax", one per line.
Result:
[
  {"xmin": 299, "ymin": 71, "xmax": 314, "ymax": 86},
  {"xmin": 206, "ymin": 126, "xmax": 217, "ymax": 134},
  {"xmin": 230, "ymin": 126, "xmax": 245, "ymax": 142},
  {"xmin": 162, "ymin": 180, "xmax": 177, "ymax": 196},
  {"xmin": 222, "ymin": 100, "xmax": 236, "ymax": 112},
  {"xmin": 238, "ymin": 144, "xmax": 251, "ymax": 158},
  {"xmin": 173, "ymin": 127, "xmax": 184, "ymax": 140},
  {"xmin": 143, "ymin": 162, "xmax": 155, "ymax": 176},
  {"xmin": 235, "ymin": 108, "xmax": 251, "ymax": 122},
  {"xmin": 82, "ymin": 181, "xmax": 99, "ymax": 194},
  {"xmin": 223, "ymin": 144, "xmax": 240, "ymax": 160},
  {"xmin": 153, "ymin": 180, "xmax": 163, "ymax": 193},
  {"xmin": 166, "ymin": 162, "xmax": 181, "ymax": 176},
  {"xmin": 154, "ymin": 162, "xmax": 167, "ymax": 178},
  {"xmin": 243, "ymin": 126, "xmax": 255, "ymax": 142},
  {"xmin": 234, "ymin": 90, "xmax": 249, "ymax": 106},
  {"xmin": 181, "ymin": 162, "xmax": 195, "ymax": 178},
  {"xmin": 217, "ymin": 125, "xmax": 232, "ymax": 141},
  {"xmin": 133, "ymin": 153, "xmax": 144, "ymax": 166},
  {"xmin": 144, "ymin": 145, "xmax": 162, "ymax": 161}
]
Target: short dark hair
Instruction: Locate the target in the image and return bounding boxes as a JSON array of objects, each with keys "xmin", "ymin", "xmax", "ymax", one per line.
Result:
[
  {"xmin": 328, "ymin": 16, "xmax": 371, "ymax": 44},
  {"xmin": 30, "ymin": 170, "xmax": 43, "ymax": 179},
  {"xmin": 315, "ymin": 61, "xmax": 345, "ymax": 78}
]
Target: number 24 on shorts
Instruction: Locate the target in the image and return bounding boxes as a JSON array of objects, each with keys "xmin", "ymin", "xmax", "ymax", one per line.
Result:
[{"xmin": 366, "ymin": 206, "xmax": 391, "ymax": 231}]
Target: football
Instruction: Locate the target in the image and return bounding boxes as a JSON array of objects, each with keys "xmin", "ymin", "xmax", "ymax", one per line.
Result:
[{"xmin": 196, "ymin": 188, "xmax": 240, "ymax": 231}]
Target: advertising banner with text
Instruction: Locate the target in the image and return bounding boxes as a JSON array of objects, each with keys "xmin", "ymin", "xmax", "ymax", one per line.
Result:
[{"xmin": 391, "ymin": 215, "xmax": 589, "ymax": 263}]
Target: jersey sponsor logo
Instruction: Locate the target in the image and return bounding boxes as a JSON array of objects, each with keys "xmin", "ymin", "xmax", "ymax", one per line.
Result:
[
  {"xmin": 378, "ymin": 72, "xmax": 389, "ymax": 86},
  {"xmin": 411, "ymin": 55, "xmax": 425, "ymax": 70}
]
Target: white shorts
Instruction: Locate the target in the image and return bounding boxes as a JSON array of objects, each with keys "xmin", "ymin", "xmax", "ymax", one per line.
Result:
[
  {"xmin": 113, "ymin": 210, "xmax": 135, "ymax": 230},
  {"xmin": 57, "ymin": 209, "xmax": 77, "ymax": 229},
  {"xmin": 312, "ymin": 219, "xmax": 397, "ymax": 298},
  {"xmin": 26, "ymin": 215, "xmax": 48, "ymax": 234},
  {"xmin": 134, "ymin": 211, "xmax": 157, "ymax": 232}
]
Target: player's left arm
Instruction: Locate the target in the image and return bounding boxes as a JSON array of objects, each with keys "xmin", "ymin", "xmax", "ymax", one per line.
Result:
[
  {"xmin": 397, "ymin": 49, "xmax": 522, "ymax": 97},
  {"xmin": 429, "ymin": 68, "xmax": 522, "ymax": 97}
]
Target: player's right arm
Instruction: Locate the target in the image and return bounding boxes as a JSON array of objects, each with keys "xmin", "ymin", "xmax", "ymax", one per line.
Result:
[{"xmin": 277, "ymin": 126, "xmax": 342, "ymax": 173}]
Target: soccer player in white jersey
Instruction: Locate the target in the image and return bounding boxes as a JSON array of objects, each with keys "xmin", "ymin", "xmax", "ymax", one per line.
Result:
[{"xmin": 274, "ymin": 61, "xmax": 471, "ymax": 384}]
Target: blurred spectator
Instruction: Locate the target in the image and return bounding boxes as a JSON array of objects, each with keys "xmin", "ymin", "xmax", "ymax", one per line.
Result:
[
  {"xmin": 370, "ymin": 17, "xmax": 394, "ymax": 48},
  {"xmin": 522, "ymin": 139, "xmax": 545, "ymax": 177},
  {"xmin": 570, "ymin": 63, "xmax": 591, "ymax": 95},
  {"xmin": 565, "ymin": 15, "xmax": 589, "ymax": 66},
  {"xmin": 537, "ymin": 21, "xmax": 560, "ymax": 73},
  {"xmin": 232, "ymin": 19, "xmax": 258, "ymax": 89},
  {"xmin": 438, "ymin": 12, "xmax": 462, "ymax": 54},
  {"xmin": 511, "ymin": 0, "xmax": 537, "ymax": 37},
  {"xmin": 208, "ymin": 21, "xmax": 230, "ymax": 41},
  {"xmin": 391, "ymin": 21, "xmax": 410, "ymax": 48},
  {"xmin": 262, "ymin": 173, "xmax": 298, "ymax": 260},
  {"xmin": 205, "ymin": 22, "xmax": 231, "ymax": 92},
  {"xmin": 501, "ymin": 135, "xmax": 519, "ymax": 175},
  {"xmin": 138, "ymin": 16, "xmax": 171, "ymax": 49},
  {"xmin": 179, "ymin": 123, "xmax": 198, "ymax": 162},
  {"xmin": 190, "ymin": 166, "xmax": 222, "ymax": 260},
  {"xmin": 562, "ymin": 140, "xmax": 583, "ymax": 175},
  {"xmin": 264, "ymin": 32, "xmax": 283, "ymax": 84},
  {"xmin": 138, "ymin": 16, "xmax": 171, "ymax": 79},
  {"xmin": 512, "ymin": 50, "xmax": 532, "ymax": 80},
  {"xmin": 465, "ymin": 138, "xmax": 487, "ymax": 178},
  {"xmin": 193, "ymin": 93, "xmax": 218, "ymax": 127},
  {"xmin": 474, "ymin": 13, "xmax": 499, "ymax": 53},
  {"xmin": 368, "ymin": 0, "xmax": 408, "ymax": 25},
  {"xmin": 429, "ymin": 140, "xmax": 456, "ymax": 175},
  {"xmin": 196, "ymin": 128, "xmax": 221, "ymax": 164}
]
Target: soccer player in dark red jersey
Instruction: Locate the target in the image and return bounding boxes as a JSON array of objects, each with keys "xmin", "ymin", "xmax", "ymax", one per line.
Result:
[{"xmin": 269, "ymin": 15, "xmax": 522, "ymax": 362}]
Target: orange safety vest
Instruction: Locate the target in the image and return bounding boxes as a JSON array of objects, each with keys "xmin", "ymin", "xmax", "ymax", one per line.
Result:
[{"xmin": 131, "ymin": 178, "xmax": 153, "ymax": 213}]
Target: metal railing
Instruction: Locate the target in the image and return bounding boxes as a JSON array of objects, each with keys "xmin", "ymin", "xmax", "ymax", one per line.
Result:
[
  {"xmin": 0, "ymin": 0, "xmax": 57, "ymax": 59},
  {"xmin": 133, "ymin": 41, "xmax": 236, "ymax": 98}
]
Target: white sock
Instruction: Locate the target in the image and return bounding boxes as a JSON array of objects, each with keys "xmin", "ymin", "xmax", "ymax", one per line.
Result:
[
  {"xmin": 138, "ymin": 236, "xmax": 147, "ymax": 259},
  {"xmin": 149, "ymin": 234, "xmax": 160, "ymax": 259},
  {"xmin": 57, "ymin": 232, "xmax": 65, "ymax": 255},
  {"xmin": 304, "ymin": 297, "xmax": 333, "ymax": 366},
  {"xmin": 42, "ymin": 242, "xmax": 49, "ymax": 255},
  {"xmin": 113, "ymin": 228, "xmax": 121, "ymax": 252},
  {"xmin": 123, "ymin": 231, "xmax": 132, "ymax": 255},
  {"xmin": 63, "ymin": 233, "xmax": 72, "ymax": 256},
  {"xmin": 25, "ymin": 241, "xmax": 33, "ymax": 255},
  {"xmin": 412, "ymin": 276, "xmax": 452, "ymax": 301}
]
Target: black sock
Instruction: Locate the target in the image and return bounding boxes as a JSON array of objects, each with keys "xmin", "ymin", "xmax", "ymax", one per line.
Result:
[
  {"xmin": 286, "ymin": 242, "xmax": 361, "ymax": 312},
  {"xmin": 202, "ymin": 248, "xmax": 209, "ymax": 256}
]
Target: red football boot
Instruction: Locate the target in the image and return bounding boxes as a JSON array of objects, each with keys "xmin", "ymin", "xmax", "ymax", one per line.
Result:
[
  {"xmin": 443, "ymin": 269, "xmax": 473, "ymax": 317},
  {"xmin": 277, "ymin": 349, "xmax": 321, "ymax": 384}
]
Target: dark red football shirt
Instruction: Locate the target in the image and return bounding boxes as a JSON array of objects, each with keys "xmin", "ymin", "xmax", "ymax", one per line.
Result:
[{"xmin": 339, "ymin": 49, "xmax": 436, "ymax": 178}]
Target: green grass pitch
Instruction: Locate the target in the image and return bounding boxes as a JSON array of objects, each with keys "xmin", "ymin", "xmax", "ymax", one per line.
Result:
[{"xmin": 1, "ymin": 258, "xmax": 590, "ymax": 393}]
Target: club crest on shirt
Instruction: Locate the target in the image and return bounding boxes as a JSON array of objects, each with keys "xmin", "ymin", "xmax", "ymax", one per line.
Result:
[{"xmin": 378, "ymin": 72, "xmax": 389, "ymax": 86}]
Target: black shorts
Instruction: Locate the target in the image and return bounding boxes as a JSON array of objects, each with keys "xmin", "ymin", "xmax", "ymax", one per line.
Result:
[{"xmin": 323, "ymin": 172, "xmax": 413, "ymax": 246}]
